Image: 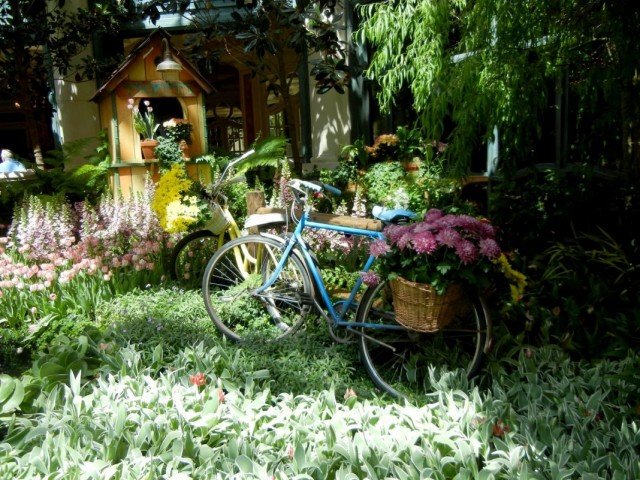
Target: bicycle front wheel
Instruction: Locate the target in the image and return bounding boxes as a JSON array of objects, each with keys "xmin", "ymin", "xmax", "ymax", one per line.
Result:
[
  {"xmin": 202, "ymin": 235, "xmax": 313, "ymax": 342},
  {"xmin": 356, "ymin": 281, "xmax": 491, "ymax": 398},
  {"xmin": 171, "ymin": 230, "xmax": 224, "ymax": 289}
]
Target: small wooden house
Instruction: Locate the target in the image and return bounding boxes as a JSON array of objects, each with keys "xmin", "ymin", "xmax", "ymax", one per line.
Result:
[{"xmin": 91, "ymin": 29, "xmax": 215, "ymax": 197}]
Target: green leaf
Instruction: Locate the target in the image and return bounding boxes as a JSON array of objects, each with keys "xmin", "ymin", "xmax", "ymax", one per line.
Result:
[
  {"xmin": 235, "ymin": 455, "xmax": 254, "ymax": 474},
  {"xmin": 0, "ymin": 376, "xmax": 24, "ymax": 413},
  {"xmin": 294, "ymin": 442, "xmax": 306, "ymax": 470}
]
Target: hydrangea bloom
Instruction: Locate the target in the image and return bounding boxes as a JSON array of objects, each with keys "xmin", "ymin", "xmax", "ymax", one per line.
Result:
[{"xmin": 374, "ymin": 208, "xmax": 520, "ymax": 294}]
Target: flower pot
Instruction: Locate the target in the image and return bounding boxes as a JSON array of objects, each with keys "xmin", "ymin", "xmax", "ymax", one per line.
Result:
[
  {"xmin": 389, "ymin": 277, "xmax": 464, "ymax": 332},
  {"xmin": 140, "ymin": 139, "xmax": 159, "ymax": 160}
]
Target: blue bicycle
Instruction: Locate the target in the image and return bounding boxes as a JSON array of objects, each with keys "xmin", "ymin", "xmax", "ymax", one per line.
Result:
[{"xmin": 202, "ymin": 179, "xmax": 492, "ymax": 397}]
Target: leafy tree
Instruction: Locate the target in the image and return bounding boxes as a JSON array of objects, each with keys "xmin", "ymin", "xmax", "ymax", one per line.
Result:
[
  {"xmin": 358, "ymin": 0, "xmax": 640, "ymax": 179},
  {"xmin": 0, "ymin": 0, "xmax": 140, "ymax": 164},
  {"xmin": 180, "ymin": 0, "xmax": 349, "ymax": 175}
]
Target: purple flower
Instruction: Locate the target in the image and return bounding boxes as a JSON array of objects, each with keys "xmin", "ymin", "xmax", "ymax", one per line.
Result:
[
  {"xmin": 397, "ymin": 232, "xmax": 412, "ymax": 250},
  {"xmin": 369, "ymin": 239, "xmax": 391, "ymax": 257},
  {"xmin": 424, "ymin": 209, "xmax": 444, "ymax": 222},
  {"xmin": 455, "ymin": 239, "xmax": 478, "ymax": 264},
  {"xmin": 433, "ymin": 215, "xmax": 456, "ymax": 229},
  {"xmin": 477, "ymin": 221, "xmax": 496, "ymax": 239},
  {"xmin": 360, "ymin": 270, "xmax": 380, "ymax": 286},
  {"xmin": 411, "ymin": 231, "xmax": 438, "ymax": 254},
  {"xmin": 436, "ymin": 228, "xmax": 460, "ymax": 248},
  {"xmin": 413, "ymin": 222, "xmax": 435, "ymax": 233},
  {"xmin": 384, "ymin": 224, "xmax": 410, "ymax": 243},
  {"xmin": 479, "ymin": 238, "xmax": 501, "ymax": 259}
]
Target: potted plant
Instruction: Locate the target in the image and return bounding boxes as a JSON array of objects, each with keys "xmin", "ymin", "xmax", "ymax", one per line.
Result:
[
  {"xmin": 162, "ymin": 118, "xmax": 193, "ymax": 159},
  {"xmin": 364, "ymin": 208, "xmax": 526, "ymax": 331},
  {"xmin": 128, "ymin": 99, "xmax": 159, "ymax": 160}
]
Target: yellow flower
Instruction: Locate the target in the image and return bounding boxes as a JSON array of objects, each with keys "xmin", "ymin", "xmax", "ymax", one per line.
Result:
[
  {"xmin": 495, "ymin": 253, "xmax": 527, "ymax": 303},
  {"xmin": 152, "ymin": 164, "xmax": 199, "ymax": 233}
]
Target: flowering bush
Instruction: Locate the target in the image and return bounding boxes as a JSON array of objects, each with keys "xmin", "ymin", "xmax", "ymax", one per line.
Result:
[
  {"xmin": 366, "ymin": 208, "xmax": 526, "ymax": 300},
  {"xmin": 0, "ymin": 184, "xmax": 173, "ymax": 362},
  {"xmin": 152, "ymin": 163, "xmax": 212, "ymax": 233},
  {"xmin": 128, "ymin": 99, "xmax": 159, "ymax": 140},
  {"xmin": 162, "ymin": 119, "xmax": 193, "ymax": 145},
  {"xmin": 365, "ymin": 133, "xmax": 399, "ymax": 161}
]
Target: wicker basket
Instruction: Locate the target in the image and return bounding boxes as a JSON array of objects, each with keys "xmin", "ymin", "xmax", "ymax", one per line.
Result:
[
  {"xmin": 389, "ymin": 277, "xmax": 464, "ymax": 332},
  {"xmin": 204, "ymin": 202, "xmax": 230, "ymax": 235}
]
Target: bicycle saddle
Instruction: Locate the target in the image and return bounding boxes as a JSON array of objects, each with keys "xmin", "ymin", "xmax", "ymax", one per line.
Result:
[
  {"xmin": 371, "ymin": 206, "xmax": 417, "ymax": 224},
  {"xmin": 244, "ymin": 209, "xmax": 288, "ymax": 229}
]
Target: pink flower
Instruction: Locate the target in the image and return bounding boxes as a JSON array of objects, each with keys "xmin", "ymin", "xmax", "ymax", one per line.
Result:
[
  {"xmin": 49, "ymin": 293, "xmax": 57, "ymax": 301},
  {"xmin": 479, "ymin": 238, "xmax": 501, "ymax": 259},
  {"xmin": 436, "ymin": 228, "xmax": 460, "ymax": 248},
  {"xmin": 383, "ymin": 224, "xmax": 409, "ymax": 243},
  {"xmin": 424, "ymin": 208, "xmax": 444, "ymax": 222},
  {"xmin": 455, "ymin": 239, "xmax": 478, "ymax": 264},
  {"xmin": 411, "ymin": 231, "xmax": 438, "ymax": 254},
  {"xmin": 359, "ymin": 271, "xmax": 380, "ymax": 286},
  {"xmin": 189, "ymin": 372, "xmax": 206, "ymax": 387},
  {"xmin": 369, "ymin": 240, "xmax": 390, "ymax": 257},
  {"xmin": 396, "ymin": 233, "xmax": 412, "ymax": 250}
]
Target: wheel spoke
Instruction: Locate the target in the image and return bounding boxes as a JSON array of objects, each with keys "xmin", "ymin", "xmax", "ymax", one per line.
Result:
[
  {"xmin": 356, "ymin": 281, "xmax": 490, "ymax": 398},
  {"xmin": 203, "ymin": 235, "xmax": 313, "ymax": 342}
]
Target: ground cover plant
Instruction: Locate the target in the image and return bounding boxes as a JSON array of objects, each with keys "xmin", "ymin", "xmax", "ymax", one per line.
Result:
[{"xmin": 0, "ymin": 299, "xmax": 638, "ymax": 478}]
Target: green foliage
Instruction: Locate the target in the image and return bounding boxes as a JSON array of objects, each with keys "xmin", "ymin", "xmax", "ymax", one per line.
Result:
[
  {"xmin": 362, "ymin": 161, "xmax": 429, "ymax": 212},
  {"xmin": 96, "ymin": 287, "xmax": 218, "ymax": 356},
  {"xmin": 154, "ymin": 136, "xmax": 184, "ymax": 169},
  {"xmin": 161, "ymin": 120, "xmax": 193, "ymax": 144},
  {"xmin": 1, "ymin": 320, "xmax": 639, "ymax": 478},
  {"xmin": 358, "ymin": 1, "xmax": 640, "ymax": 177},
  {"xmin": 362, "ymin": 161, "xmax": 405, "ymax": 207},
  {"xmin": 320, "ymin": 266, "xmax": 360, "ymax": 292},
  {"xmin": 235, "ymin": 136, "xmax": 286, "ymax": 176},
  {"xmin": 509, "ymin": 228, "xmax": 640, "ymax": 358}
]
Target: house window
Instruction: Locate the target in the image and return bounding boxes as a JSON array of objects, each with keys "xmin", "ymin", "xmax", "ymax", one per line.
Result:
[
  {"xmin": 208, "ymin": 104, "xmax": 245, "ymax": 154},
  {"xmin": 268, "ymin": 110, "xmax": 285, "ymax": 138},
  {"xmin": 138, "ymin": 97, "xmax": 184, "ymax": 136}
]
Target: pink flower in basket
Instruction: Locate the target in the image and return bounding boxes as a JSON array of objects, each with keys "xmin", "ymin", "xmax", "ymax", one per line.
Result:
[{"xmin": 371, "ymin": 209, "xmax": 505, "ymax": 295}]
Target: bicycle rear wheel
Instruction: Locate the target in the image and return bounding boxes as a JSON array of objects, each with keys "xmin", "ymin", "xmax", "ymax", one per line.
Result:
[
  {"xmin": 356, "ymin": 281, "xmax": 491, "ymax": 398},
  {"xmin": 202, "ymin": 235, "xmax": 313, "ymax": 342},
  {"xmin": 171, "ymin": 230, "xmax": 224, "ymax": 289}
]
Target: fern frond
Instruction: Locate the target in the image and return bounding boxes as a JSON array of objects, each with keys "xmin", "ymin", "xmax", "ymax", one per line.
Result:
[{"xmin": 233, "ymin": 136, "xmax": 285, "ymax": 175}]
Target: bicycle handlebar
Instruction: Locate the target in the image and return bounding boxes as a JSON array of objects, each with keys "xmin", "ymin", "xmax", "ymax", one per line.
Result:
[
  {"xmin": 207, "ymin": 149, "xmax": 257, "ymax": 202},
  {"xmin": 288, "ymin": 179, "xmax": 341, "ymax": 201}
]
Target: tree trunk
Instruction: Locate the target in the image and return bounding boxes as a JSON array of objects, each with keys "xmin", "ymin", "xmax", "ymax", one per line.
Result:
[
  {"xmin": 276, "ymin": 50, "xmax": 302, "ymax": 176},
  {"xmin": 9, "ymin": 0, "xmax": 44, "ymax": 166},
  {"xmin": 24, "ymin": 107, "xmax": 45, "ymax": 166}
]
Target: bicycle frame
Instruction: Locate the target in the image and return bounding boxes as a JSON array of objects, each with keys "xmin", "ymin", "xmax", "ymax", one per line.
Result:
[{"xmin": 256, "ymin": 208, "xmax": 406, "ymax": 332}]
